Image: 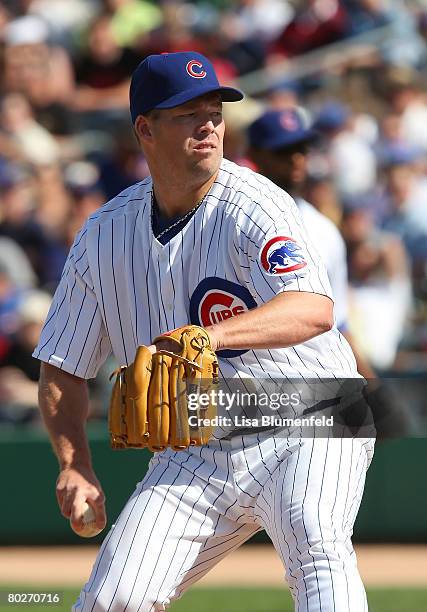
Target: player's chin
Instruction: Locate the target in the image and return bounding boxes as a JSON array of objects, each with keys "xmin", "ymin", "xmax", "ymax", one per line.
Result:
[
  {"xmin": 291, "ymin": 171, "xmax": 305, "ymax": 185},
  {"xmin": 191, "ymin": 150, "xmax": 221, "ymax": 174}
]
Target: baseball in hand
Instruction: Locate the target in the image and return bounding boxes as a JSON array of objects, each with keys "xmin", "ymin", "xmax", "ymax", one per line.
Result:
[{"xmin": 70, "ymin": 502, "xmax": 103, "ymax": 538}]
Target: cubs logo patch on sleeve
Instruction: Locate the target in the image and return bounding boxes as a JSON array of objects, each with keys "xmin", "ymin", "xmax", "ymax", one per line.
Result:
[{"xmin": 260, "ymin": 236, "xmax": 307, "ymax": 276}]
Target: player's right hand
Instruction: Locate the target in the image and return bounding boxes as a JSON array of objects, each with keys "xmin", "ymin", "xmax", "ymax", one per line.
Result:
[{"xmin": 56, "ymin": 466, "xmax": 106, "ymax": 531}]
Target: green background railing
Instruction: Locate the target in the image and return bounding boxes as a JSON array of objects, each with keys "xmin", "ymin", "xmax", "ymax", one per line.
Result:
[{"xmin": 1, "ymin": 426, "xmax": 425, "ymax": 544}]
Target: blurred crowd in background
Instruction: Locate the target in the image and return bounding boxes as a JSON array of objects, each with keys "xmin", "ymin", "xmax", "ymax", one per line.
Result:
[{"xmin": 1, "ymin": 0, "xmax": 427, "ymax": 429}]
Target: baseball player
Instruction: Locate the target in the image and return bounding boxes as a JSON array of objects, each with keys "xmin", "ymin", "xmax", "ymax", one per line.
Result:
[
  {"xmin": 247, "ymin": 109, "xmax": 350, "ymax": 333},
  {"xmin": 35, "ymin": 52, "xmax": 374, "ymax": 611},
  {"xmin": 247, "ymin": 109, "xmax": 379, "ymax": 383}
]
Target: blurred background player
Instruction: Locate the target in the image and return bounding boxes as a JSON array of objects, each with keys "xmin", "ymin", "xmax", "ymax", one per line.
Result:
[
  {"xmin": 246, "ymin": 106, "xmax": 413, "ymax": 434},
  {"xmin": 247, "ymin": 109, "xmax": 349, "ymax": 333},
  {"xmin": 246, "ymin": 109, "xmax": 375, "ymax": 369}
]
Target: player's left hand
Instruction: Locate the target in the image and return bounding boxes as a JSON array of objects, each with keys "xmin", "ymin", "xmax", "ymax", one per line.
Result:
[{"xmin": 109, "ymin": 325, "xmax": 219, "ymax": 451}]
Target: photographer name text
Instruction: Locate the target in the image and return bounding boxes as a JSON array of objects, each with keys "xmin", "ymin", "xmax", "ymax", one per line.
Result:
[{"xmin": 188, "ymin": 415, "xmax": 334, "ymax": 428}]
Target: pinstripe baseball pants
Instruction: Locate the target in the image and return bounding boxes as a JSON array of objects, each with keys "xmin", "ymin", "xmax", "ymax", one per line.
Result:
[{"xmin": 73, "ymin": 434, "xmax": 374, "ymax": 612}]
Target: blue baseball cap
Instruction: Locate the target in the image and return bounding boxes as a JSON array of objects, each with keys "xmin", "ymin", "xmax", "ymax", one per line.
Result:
[
  {"xmin": 314, "ymin": 102, "xmax": 349, "ymax": 131},
  {"xmin": 247, "ymin": 109, "xmax": 317, "ymax": 151},
  {"xmin": 130, "ymin": 51, "xmax": 244, "ymax": 122}
]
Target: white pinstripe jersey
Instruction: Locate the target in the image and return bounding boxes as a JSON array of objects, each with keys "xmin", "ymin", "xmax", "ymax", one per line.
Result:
[{"xmin": 34, "ymin": 159, "xmax": 358, "ymax": 381}]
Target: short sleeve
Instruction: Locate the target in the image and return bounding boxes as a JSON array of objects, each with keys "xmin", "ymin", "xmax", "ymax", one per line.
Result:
[
  {"xmin": 33, "ymin": 228, "xmax": 112, "ymax": 379},
  {"xmin": 236, "ymin": 193, "xmax": 333, "ymax": 302}
]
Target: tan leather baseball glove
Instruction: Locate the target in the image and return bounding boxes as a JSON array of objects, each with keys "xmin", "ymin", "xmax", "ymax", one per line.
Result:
[{"xmin": 108, "ymin": 325, "xmax": 219, "ymax": 451}]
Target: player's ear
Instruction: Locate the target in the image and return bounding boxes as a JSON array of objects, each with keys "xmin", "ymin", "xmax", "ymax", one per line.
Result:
[{"xmin": 135, "ymin": 115, "xmax": 154, "ymax": 144}]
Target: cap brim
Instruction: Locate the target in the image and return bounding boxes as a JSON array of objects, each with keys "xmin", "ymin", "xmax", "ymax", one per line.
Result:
[{"xmin": 154, "ymin": 85, "xmax": 244, "ymax": 110}]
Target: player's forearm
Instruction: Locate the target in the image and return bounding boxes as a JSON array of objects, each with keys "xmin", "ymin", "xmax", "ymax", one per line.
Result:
[
  {"xmin": 206, "ymin": 291, "xmax": 334, "ymax": 351},
  {"xmin": 38, "ymin": 363, "xmax": 93, "ymax": 471}
]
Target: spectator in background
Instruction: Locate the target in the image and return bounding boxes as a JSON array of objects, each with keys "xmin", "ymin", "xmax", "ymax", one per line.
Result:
[
  {"xmin": 0, "ymin": 286, "xmax": 113, "ymax": 425},
  {"xmin": 368, "ymin": 113, "xmax": 411, "ymax": 223},
  {"xmin": 225, "ymin": 0, "xmax": 293, "ymax": 45},
  {"xmin": 92, "ymin": 121, "xmax": 149, "ymax": 200},
  {"xmin": 140, "ymin": 1, "xmax": 203, "ymax": 57},
  {"xmin": 102, "ymin": 0, "xmax": 163, "ymax": 48},
  {"xmin": 377, "ymin": 144, "xmax": 427, "ymax": 294},
  {"xmin": 190, "ymin": 20, "xmax": 241, "ymax": 83},
  {"xmin": 265, "ymin": 81, "xmax": 300, "ymax": 111},
  {"xmin": 0, "ymin": 162, "xmax": 67, "ymax": 289},
  {"xmin": 215, "ymin": 0, "xmax": 282, "ymax": 75},
  {"xmin": 1, "ymin": 15, "xmax": 74, "ymax": 135},
  {"xmin": 351, "ymin": 0, "xmax": 425, "ymax": 68},
  {"xmin": 0, "ymin": 236, "xmax": 36, "ymax": 291},
  {"xmin": 314, "ymin": 101, "xmax": 377, "ymax": 197},
  {"xmin": 32, "ymin": 164, "xmax": 71, "ymax": 238},
  {"xmin": 23, "ymin": 0, "xmax": 99, "ymax": 51},
  {"xmin": 341, "ymin": 197, "xmax": 411, "ymax": 371},
  {"xmin": 0, "ymin": 243, "xmax": 35, "ymax": 391},
  {"xmin": 0, "ymin": 289, "xmax": 51, "ymax": 424},
  {"xmin": 0, "ymin": 264, "xmax": 26, "ymax": 341},
  {"xmin": 271, "ymin": 0, "xmax": 347, "ymax": 59},
  {"xmin": 0, "ymin": 93, "xmax": 59, "ymax": 166},
  {"xmin": 63, "ymin": 160, "xmax": 106, "ymax": 243},
  {"xmin": 384, "ymin": 67, "xmax": 427, "ymax": 154},
  {"xmin": 377, "ymin": 111, "xmax": 406, "ymax": 152},
  {"xmin": 73, "ymin": 12, "xmax": 141, "ymax": 113}
]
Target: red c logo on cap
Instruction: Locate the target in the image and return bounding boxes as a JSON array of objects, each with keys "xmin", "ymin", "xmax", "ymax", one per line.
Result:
[
  {"xmin": 280, "ymin": 111, "xmax": 299, "ymax": 132},
  {"xmin": 186, "ymin": 60, "xmax": 207, "ymax": 79}
]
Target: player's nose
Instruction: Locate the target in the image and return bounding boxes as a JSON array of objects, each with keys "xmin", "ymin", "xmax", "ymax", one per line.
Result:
[
  {"xmin": 196, "ymin": 112, "xmax": 216, "ymax": 133},
  {"xmin": 198, "ymin": 119, "xmax": 215, "ymax": 135},
  {"xmin": 291, "ymin": 152, "xmax": 306, "ymax": 164}
]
